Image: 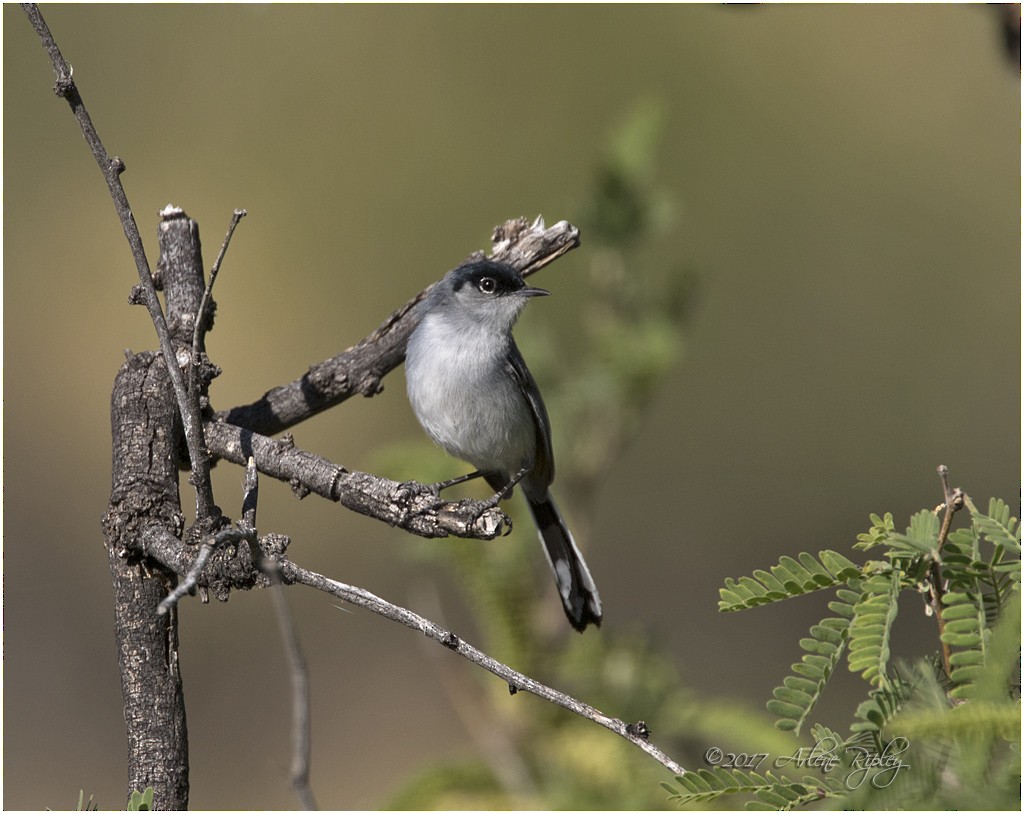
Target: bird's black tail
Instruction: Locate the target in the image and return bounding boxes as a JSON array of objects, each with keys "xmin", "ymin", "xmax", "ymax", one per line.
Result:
[{"xmin": 526, "ymin": 494, "xmax": 602, "ymax": 632}]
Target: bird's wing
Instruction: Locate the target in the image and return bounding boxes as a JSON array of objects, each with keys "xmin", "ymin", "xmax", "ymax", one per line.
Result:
[{"xmin": 504, "ymin": 338, "xmax": 554, "ymax": 489}]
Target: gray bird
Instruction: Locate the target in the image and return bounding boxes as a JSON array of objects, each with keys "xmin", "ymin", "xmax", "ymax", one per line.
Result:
[{"xmin": 404, "ymin": 259, "xmax": 602, "ymax": 631}]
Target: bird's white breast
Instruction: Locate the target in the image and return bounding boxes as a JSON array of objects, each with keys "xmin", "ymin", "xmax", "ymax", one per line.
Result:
[{"xmin": 405, "ymin": 312, "xmax": 535, "ymax": 475}]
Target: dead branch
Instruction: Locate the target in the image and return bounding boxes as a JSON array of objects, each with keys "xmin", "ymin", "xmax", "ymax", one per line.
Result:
[
  {"xmin": 280, "ymin": 561, "xmax": 686, "ymax": 777},
  {"xmin": 203, "ymin": 420, "xmax": 511, "ymax": 540},
  {"xmin": 218, "ymin": 216, "xmax": 580, "ymax": 437}
]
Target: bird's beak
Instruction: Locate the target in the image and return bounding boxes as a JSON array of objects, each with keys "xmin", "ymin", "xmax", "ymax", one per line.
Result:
[{"xmin": 521, "ymin": 285, "xmax": 550, "ymax": 297}]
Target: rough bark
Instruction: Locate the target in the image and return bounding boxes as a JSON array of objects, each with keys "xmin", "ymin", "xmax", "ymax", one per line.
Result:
[
  {"xmin": 100, "ymin": 208, "xmax": 209, "ymax": 810},
  {"xmin": 102, "ymin": 351, "xmax": 189, "ymax": 809},
  {"xmin": 204, "ymin": 421, "xmax": 509, "ymax": 539}
]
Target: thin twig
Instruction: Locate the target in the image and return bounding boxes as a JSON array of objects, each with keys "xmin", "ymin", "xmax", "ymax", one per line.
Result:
[
  {"xmin": 268, "ymin": 573, "xmax": 317, "ymax": 810},
  {"xmin": 281, "ymin": 561, "xmax": 687, "ymax": 777},
  {"xmin": 240, "ymin": 457, "xmax": 318, "ymax": 810},
  {"xmin": 190, "ymin": 209, "xmax": 247, "ymax": 397},
  {"xmin": 242, "ymin": 456, "xmax": 259, "ymax": 529},
  {"xmin": 936, "ymin": 465, "xmax": 966, "ymax": 548},
  {"xmin": 930, "ymin": 464, "xmax": 966, "ymax": 677},
  {"xmin": 237, "ymin": 456, "xmax": 266, "ymax": 574},
  {"xmin": 413, "ymin": 583, "xmax": 539, "ymax": 798},
  {"xmin": 157, "ymin": 539, "xmax": 217, "ymax": 616},
  {"xmin": 157, "ymin": 528, "xmax": 257, "ymax": 615},
  {"xmin": 22, "ymin": 4, "xmax": 215, "ymax": 518}
]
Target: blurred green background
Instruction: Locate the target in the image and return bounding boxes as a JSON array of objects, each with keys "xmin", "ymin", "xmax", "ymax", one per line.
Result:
[{"xmin": 3, "ymin": 4, "xmax": 1019, "ymax": 810}]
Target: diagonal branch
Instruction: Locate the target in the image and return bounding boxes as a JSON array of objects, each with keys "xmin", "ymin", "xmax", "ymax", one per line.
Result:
[
  {"xmin": 280, "ymin": 561, "xmax": 687, "ymax": 777},
  {"xmin": 219, "ymin": 216, "xmax": 580, "ymax": 437}
]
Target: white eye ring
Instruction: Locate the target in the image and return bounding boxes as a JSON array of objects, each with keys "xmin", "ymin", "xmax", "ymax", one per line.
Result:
[{"xmin": 478, "ymin": 277, "xmax": 497, "ymax": 294}]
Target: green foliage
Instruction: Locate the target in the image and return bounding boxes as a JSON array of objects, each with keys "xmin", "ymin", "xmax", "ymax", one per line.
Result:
[
  {"xmin": 765, "ymin": 588, "xmax": 856, "ymax": 735},
  {"xmin": 661, "ymin": 766, "xmax": 845, "ymax": 811},
  {"xmin": 847, "ymin": 570, "xmax": 900, "ymax": 687},
  {"xmin": 847, "ymin": 668, "xmax": 915, "ymax": 750},
  {"xmin": 856, "ymin": 509, "xmax": 941, "ymax": 560},
  {"xmin": 676, "ymin": 476, "xmax": 1021, "ymax": 810},
  {"xmin": 719, "ymin": 551, "xmax": 860, "ymax": 612},
  {"xmin": 973, "ymin": 497, "xmax": 1022, "ymax": 555},
  {"xmin": 127, "ymin": 788, "xmax": 154, "ymax": 811},
  {"xmin": 75, "ymin": 790, "xmax": 98, "ymax": 811},
  {"xmin": 941, "ymin": 588, "xmax": 989, "ymax": 699}
]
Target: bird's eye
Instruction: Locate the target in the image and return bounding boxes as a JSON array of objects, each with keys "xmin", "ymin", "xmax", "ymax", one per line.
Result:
[{"xmin": 478, "ymin": 277, "xmax": 497, "ymax": 294}]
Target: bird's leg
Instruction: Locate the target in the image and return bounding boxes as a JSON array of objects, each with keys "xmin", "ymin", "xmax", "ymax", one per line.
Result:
[
  {"xmin": 431, "ymin": 470, "xmax": 485, "ymax": 494},
  {"xmin": 480, "ymin": 465, "xmax": 530, "ymax": 508}
]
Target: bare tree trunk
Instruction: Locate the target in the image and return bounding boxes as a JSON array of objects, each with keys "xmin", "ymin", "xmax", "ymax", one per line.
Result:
[
  {"xmin": 100, "ymin": 211, "xmax": 208, "ymax": 809},
  {"xmin": 103, "ymin": 351, "xmax": 189, "ymax": 809}
]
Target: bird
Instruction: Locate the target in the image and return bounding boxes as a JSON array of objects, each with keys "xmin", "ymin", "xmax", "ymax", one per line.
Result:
[{"xmin": 404, "ymin": 258, "xmax": 602, "ymax": 631}]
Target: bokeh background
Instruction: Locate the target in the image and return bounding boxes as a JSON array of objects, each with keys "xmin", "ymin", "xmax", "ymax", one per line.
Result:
[{"xmin": 3, "ymin": 4, "xmax": 1019, "ymax": 810}]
